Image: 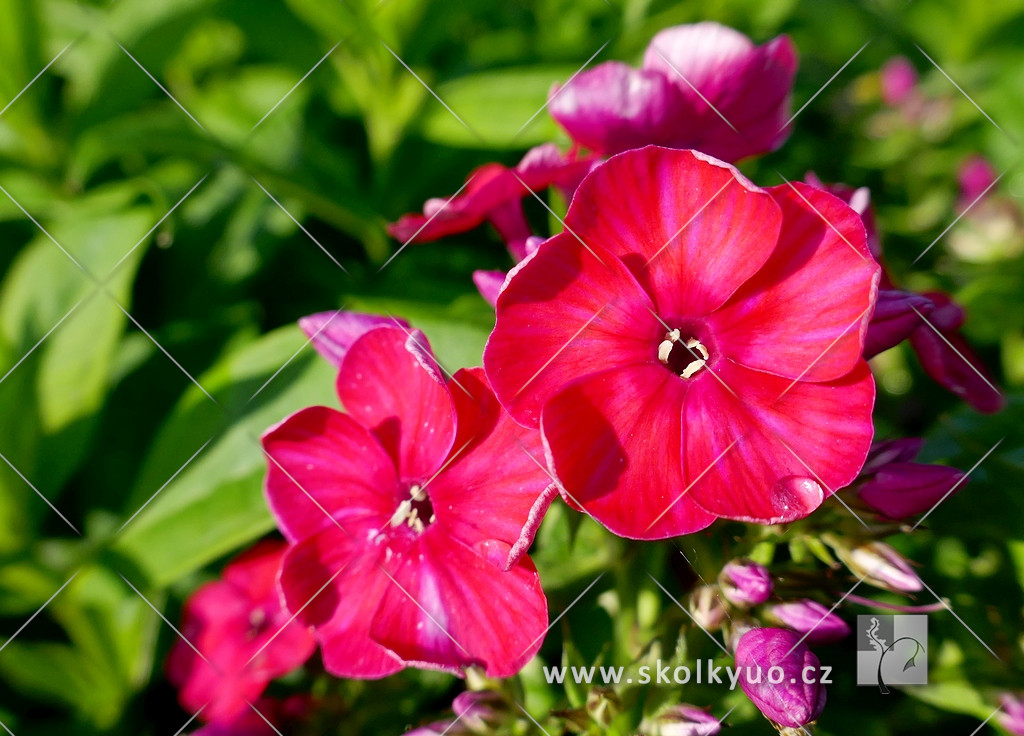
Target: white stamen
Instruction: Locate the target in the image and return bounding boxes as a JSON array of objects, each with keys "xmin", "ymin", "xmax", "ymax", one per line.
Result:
[
  {"xmin": 685, "ymin": 337, "xmax": 709, "ymax": 360},
  {"xmin": 657, "ymin": 330, "xmax": 709, "ymax": 379},
  {"xmin": 681, "ymin": 359, "xmax": 706, "ymax": 379},
  {"xmin": 389, "ymin": 499, "xmax": 412, "ymax": 528}
]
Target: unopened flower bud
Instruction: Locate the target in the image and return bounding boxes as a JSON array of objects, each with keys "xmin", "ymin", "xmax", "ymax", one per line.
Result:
[
  {"xmin": 858, "ymin": 462, "xmax": 966, "ymax": 520},
  {"xmin": 735, "ymin": 628, "xmax": 827, "ymax": 728},
  {"xmin": 641, "ymin": 705, "xmax": 721, "ymax": 736},
  {"xmin": 864, "ymin": 290, "xmax": 933, "ymax": 358},
  {"xmin": 844, "ymin": 542, "xmax": 922, "ymax": 593},
  {"xmin": 689, "ymin": 585, "xmax": 728, "ymax": 631},
  {"xmin": 862, "ymin": 438, "xmax": 924, "ymax": 473},
  {"xmin": 586, "ymin": 688, "xmax": 621, "ymax": 727},
  {"xmin": 720, "ymin": 560, "xmax": 773, "ymax": 607},
  {"xmin": 453, "ymin": 691, "xmax": 505, "ymax": 732},
  {"xmin": 766, "ymin": 600, "xmax": 851, "ymax": 645}
]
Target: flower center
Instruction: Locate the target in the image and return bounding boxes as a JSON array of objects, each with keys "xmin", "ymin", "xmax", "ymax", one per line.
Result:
[
  {"xmin": 658, "ymin": 329, "xmax": 709, "ymax": 378},
  {"xmin": 389, "ymin": 484, "xmax": 435, "ymax": 534}
]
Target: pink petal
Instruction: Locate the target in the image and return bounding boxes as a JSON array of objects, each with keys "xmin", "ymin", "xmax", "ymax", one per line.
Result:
[
  {"xmin": 548, "ymin": 62, "xmax": 681, "ymax": 155},
  {"xmin": 370, "ymin": 535, "xmax": 547, "ymax": 677},
  {"xmin": 262, "ymin": 406, "xmax": 399, "ymax": 541},
  {"xmin": 279, "ymin": 527, "xmax": 404, "ymax": 678},
  {"xmin": 562, "ymin": 147, "xmax": 781, "ymax": 320},
  {"xmin": 484, "ymin": 232, "xmax": 658, "ymax": 428},
  {"xmin": 709, "ymin": 182, "xmax": 879, "ymax": 381},
  {"xmin": 427, "ymin": 367, "xmax": 556, "ymax": 567},
  {"xmin": 472, "ymin": 270, "xmax": 507, "ymax": 307},
  {"xmin": 337, "ymin": 327, "xmax": 457, "ymax": 481},
  {"xmin": 686, "ymin": 360, "xmax": 875, "ymax": 523},
  {"xmin": 298, "ymin": 311, "xmax": 410, "ymax": 368},
  {"xmin": 386, "ymin": 163, "xmax": 512, "ymax": 243},
  {"xmin": 541, "ymin": 363, "xmax": 716, "ymax": 538},
  {"xmin": 643, "ymin": 24, "xmax": 797, "ymax": 161}
]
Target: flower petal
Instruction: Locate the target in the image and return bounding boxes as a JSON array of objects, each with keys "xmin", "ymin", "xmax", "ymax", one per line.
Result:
[
  {"xmin": 263, "ymin": 406, "xmax": 399, "ymax": 541},
  {"xmin": 370, "ymin": 535, "xmax": 547, "ymax": 677},
  {"xmin": 298, "ymin": 311, "xmax": 410, "ymax": 368},
  {"xmin": 337, "ymin": 326, "xmax": 457, "ymax": 481},
  {"xmin": 685, "ymin": 360, "xmax": 875, "ymax": 523},
  {"xmin": 279, "ymin": 527, "xmax": 404, "ymax": 678},
  {"xmin": 485, "ymin": 232, "xmax": 659, "ymax": 427},
  {"xmin": 541, "ymin": 363, "xmax": 716, "ymax": 539},
  {"xmin": 563, "ymin": 147, "xmax": 781, "ymax": 320},
  {"xmin": 709, "ymin": 182, "xmax": 879, "ymax": 381},
  {"xmin": 548, "ymin": 62, "xmax": 680, "ymax": 155},
  {"xmin": 429, "ymin": 368, "xmax": 556, "ymax": 566},
  {"xmin": 643, "ymin": 24, "xmax": 797, "ymax": 161}
]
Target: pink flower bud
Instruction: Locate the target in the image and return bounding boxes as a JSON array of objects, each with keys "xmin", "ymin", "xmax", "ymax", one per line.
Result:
[
  {"xmin": 767, "ymin": 600, "xmax": 851, "ymax": 644},
  {"xmin": 735, "ymin": 628, "xmax": 827, "ymax": 728},
  {"xmin": 880, "ymin": 57, "xmax": 918, "ymax": 106},
  {"xmin": 690, "ymin": 585, "xmax": 729, "ymax": 631},
  {"xmin": 643, "ymin": 705, "xmax": 721, "ymax": 736},
  {"xmin": 846, "ymin": 542, "xmax": 922, "ymax": 593},
  {"xmin": 864, "ymin": 290, "xmax": 934, "ymax": 358},
  {"xmin": 720, "ymin": 560, "xmax": 773, "ymax": 607},
  {"xmin": 958, "ymin": 154, "xmax": 998, "ymax": 208},
  {"xmin": 863, "ymin": 438, "xmax": 925, "ymax": 473},
  {"xmin": 858, "ymin": 462, "xmax": 966, "ymax": 519},
  {"xmin": 997, "ymin": 692, "xmax": 1024, "ymax": 736}
]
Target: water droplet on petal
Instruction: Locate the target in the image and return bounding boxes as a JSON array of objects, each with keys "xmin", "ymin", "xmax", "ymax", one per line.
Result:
[{"xmin": 770, "ymin": 476, "xmax": 824, "ymax": 522}]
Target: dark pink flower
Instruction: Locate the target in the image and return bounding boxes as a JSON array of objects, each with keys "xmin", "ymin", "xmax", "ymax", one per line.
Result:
[
  {"xmin": 909, "ymin": 292, "xmax": 1005, "ymax": 413},
  {"xmin": 720, "ymin": 560, "xmax": 773, "ymax": 607},
  {"xmin": 767, "ymin": 600, "xmax": 851, "ymax": 644},
  {"xmin": 485, "ymin": 147, "xmax": 879, "ymax": 537},
  {"xmin": 263, "ymin": 325, "xmax": 553, "ymax": 679},
  {"xmin": 856, "ymin": 438, "xmax": 966, "ymax": 520},
  {"xmin": 550, "ymin": 23, "xmax": 797, "ymax": 162},
  {"xmin": 879, "ymin": 57, "xmax": 918, "ymax": 107},
  {"xmin": 735, "ymin": 628, "xmax": 826, "ymax": 728},
  {"xmin": 166, "ymin": 542, "xmax": 316, "ymax": 723},
  {"xmin": 387, "ymin": 144, "xmax": 598, "ymax": 259},
  {"xmin": 191, "ymin": 697, "xmax": 310, "ymax": 736}
]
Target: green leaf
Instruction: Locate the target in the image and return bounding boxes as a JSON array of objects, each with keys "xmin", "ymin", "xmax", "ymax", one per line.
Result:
[
  {"xmin": 417, "ymin": 66, "xmax": 572, "ymax": 149},
  {"xmin": 111, "ymin": 324, "xmax": 336, "ymax": 586}
]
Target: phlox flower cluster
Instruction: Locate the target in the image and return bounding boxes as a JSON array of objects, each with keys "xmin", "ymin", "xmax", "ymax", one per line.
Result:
[{"xmin": 166, "ymin": 20, "xmax": 1004, "ymax": 736}]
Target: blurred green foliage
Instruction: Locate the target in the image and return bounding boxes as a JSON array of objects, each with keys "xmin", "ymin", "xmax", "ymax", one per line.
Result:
[{"xmin": 0, "ymin": 0, "xmax": 1022, "ymax": 734}]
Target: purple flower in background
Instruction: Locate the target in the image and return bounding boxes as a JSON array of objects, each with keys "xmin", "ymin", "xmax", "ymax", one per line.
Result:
[
  {"xmin": 958, "ymin": 154, "xmax": 998, "ymax": 209},
  {"xmin": 997, "ymin": 693, "xmax": 1024, "ymax": 736},
  {"xmin": 735, "ymin": 628, "xmax": 826, "ymax": 728},
  {"xmin": 767, "ymin": 600, "xmax": 851, "ymax": 645},
  {"xmin": 720, "ymin": 560, "xmax": 773, "ymax": 607},
  {"xmin": 550, "ymin": 22, "xmax": 797, "ymax": 162},
  {"xmin": 879, "ymin": 56, "xmax": 918, "ymax": 106}
]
